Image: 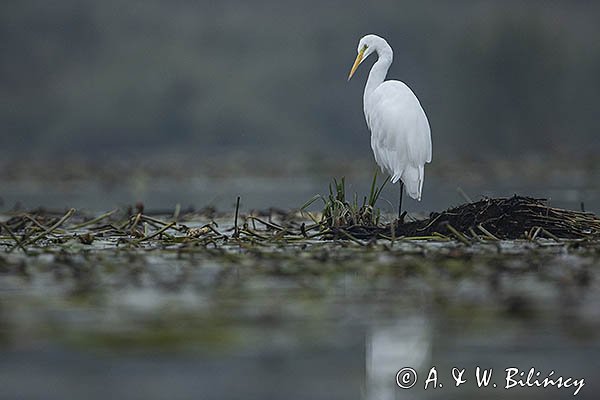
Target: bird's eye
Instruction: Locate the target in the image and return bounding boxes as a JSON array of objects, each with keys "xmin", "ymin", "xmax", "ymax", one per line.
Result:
[{"xmin": 362, "ymin": 45, "xmax": 368, "ymax": 51}]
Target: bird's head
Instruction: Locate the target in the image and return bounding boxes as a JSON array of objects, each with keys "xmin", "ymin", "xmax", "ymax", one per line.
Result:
[{"xmin": 347, "ymin": 34, "xmax": 389, "ymax": 81}]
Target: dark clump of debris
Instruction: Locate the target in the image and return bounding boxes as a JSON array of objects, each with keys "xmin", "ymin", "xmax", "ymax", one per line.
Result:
[{"xmin": 335, "ymin": 196, "xmax": 600, "ymax": 241}]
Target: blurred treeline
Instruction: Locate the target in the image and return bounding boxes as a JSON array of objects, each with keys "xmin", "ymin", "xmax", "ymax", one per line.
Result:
[{"xmin": 1, "ymin": 0, "xmax": 599, "ymax": 161}]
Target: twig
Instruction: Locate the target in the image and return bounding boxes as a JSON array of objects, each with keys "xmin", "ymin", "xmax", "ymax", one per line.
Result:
[
  {"xmin": 130, "ymin": 213, "xmax": 143, "ymax": 231},
  {"xmin": 72, "ymin": 209, "xmax": 118, "ymax": 229},
  {"xmin": 477, "ymin": 224, "xmax": 499, "ymax": 241},
  {"xmin": 233, "ymin": 196, "xmax": 241, "ymax": 238},
  {"xmin": 540, "ymin": 228, "xmax": 562, "ymax": 243},
  {"xmin": 246, "ymin": 216, "xmax": 285, "ymax": 231},
  {"xmin": 403, "ymin": 235, "xmax": 448, "ymax": 241},
  {"xmin": 446, "ymin": 223, "xmax": 471, "ymax": 245},
  {"xmin": 469, "ymin": 227, "xmax": 482, "ymax": 242},
  {"xmin": 22, "ymin": 215, "xmax": 52, "ymax": 232},
  {"xmin": 9, "ymin": 208, "xmax": 76, "ymax": 252},
  {"xmin": 530, "ymin": 226, "xmax": 542, "ymax": 241},
  {"xmin": 139, "ymin": 215, "xmax": 183, "ymax": 231},
  {"xmin": 0, "ymin": 222, "xmax": 29, "ymax": 253},
  {"xmin": 239, "ymin": 229, "xmax": 269, "ymax": 240},
  {"xmin": 337, "ymin": 229, "xmax": 366, "ymax": 246},
  {"xmin": 134, "ymin": 222, "xmax": 176, "ymax": 244}
]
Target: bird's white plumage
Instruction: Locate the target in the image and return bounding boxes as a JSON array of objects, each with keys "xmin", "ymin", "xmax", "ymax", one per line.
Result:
[{"xmin": 349, "ymin": 34, "xmax": 432, "ymax": 201}]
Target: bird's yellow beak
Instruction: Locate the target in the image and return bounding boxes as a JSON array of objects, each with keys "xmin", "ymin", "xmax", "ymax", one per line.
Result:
[{"xmin": 348, "ymin": 48, "xmax": 365, "ymax": 81}]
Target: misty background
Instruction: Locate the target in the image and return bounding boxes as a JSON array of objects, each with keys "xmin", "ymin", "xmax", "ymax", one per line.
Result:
[{"xmin": 1, "ymin": 0, "xmax": 600, "ymax": 211}]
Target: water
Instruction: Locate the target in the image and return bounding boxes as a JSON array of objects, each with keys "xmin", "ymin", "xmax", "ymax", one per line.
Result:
[
  {"xmin": 1, "ymin": 171, "xmax": 599, "ymax": 399},
  {"xmin": 2, "ymin": 172, "xmax": 598, "ymax": 215},
  {"xmin": 1, "ymin": 234, "xmax": 598, "ymax": 399}
]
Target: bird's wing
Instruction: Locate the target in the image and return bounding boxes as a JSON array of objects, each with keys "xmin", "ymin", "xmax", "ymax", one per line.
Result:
[
  {"xmin": 365, "ymin": 81, "xmax": 432, "ymax": 198},
  {"xmin": 367, "ymin": 80, "xmax": 431, "ymax": 167}
]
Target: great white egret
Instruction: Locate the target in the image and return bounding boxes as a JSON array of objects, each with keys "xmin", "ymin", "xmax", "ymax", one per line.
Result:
[{"xmin": 348, "ymin": 34, "xmax": 432, "ymax": 219}]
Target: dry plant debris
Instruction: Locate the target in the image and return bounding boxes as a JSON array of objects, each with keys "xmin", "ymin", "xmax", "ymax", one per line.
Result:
[{"xmin": 1, "ymin": 194, "xmax": 600, "ymax": 255}]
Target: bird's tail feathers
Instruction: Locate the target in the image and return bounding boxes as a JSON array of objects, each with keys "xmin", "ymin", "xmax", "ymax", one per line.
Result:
[{"xmin": 400, "ymin": 165, "xmax": 424, "ymax": 201}]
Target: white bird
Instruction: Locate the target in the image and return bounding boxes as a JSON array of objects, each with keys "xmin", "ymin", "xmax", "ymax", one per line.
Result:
[{"xmin": 348, "ymin": 34, "xmax": 432, "ymax": 219}]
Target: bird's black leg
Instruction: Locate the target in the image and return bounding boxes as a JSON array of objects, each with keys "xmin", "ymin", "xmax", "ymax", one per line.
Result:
[{"xmin": 398, "ymin": 182, "xmax": 404, "ymax": 221}]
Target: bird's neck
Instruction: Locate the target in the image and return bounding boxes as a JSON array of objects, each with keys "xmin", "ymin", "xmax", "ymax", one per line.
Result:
[{"xmin": 364, "ymin": 48, "xmax": 393, "ymax": 100}]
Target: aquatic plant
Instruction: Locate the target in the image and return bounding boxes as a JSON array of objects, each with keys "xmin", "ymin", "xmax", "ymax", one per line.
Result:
[{"xmin": 301, "ymin": 172, "xmax": 389, "ymax": 228}]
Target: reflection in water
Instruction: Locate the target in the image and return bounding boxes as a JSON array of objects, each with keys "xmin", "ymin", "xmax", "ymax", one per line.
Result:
[{"xmin": 366, "ymin": 316, "xmax": 431, "ymax": 400}]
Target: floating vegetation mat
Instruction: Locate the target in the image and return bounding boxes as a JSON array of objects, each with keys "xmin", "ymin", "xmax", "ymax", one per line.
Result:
[{"xmin": 1, "ymin": 196, "xmax": 600, "ymax": 255}]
